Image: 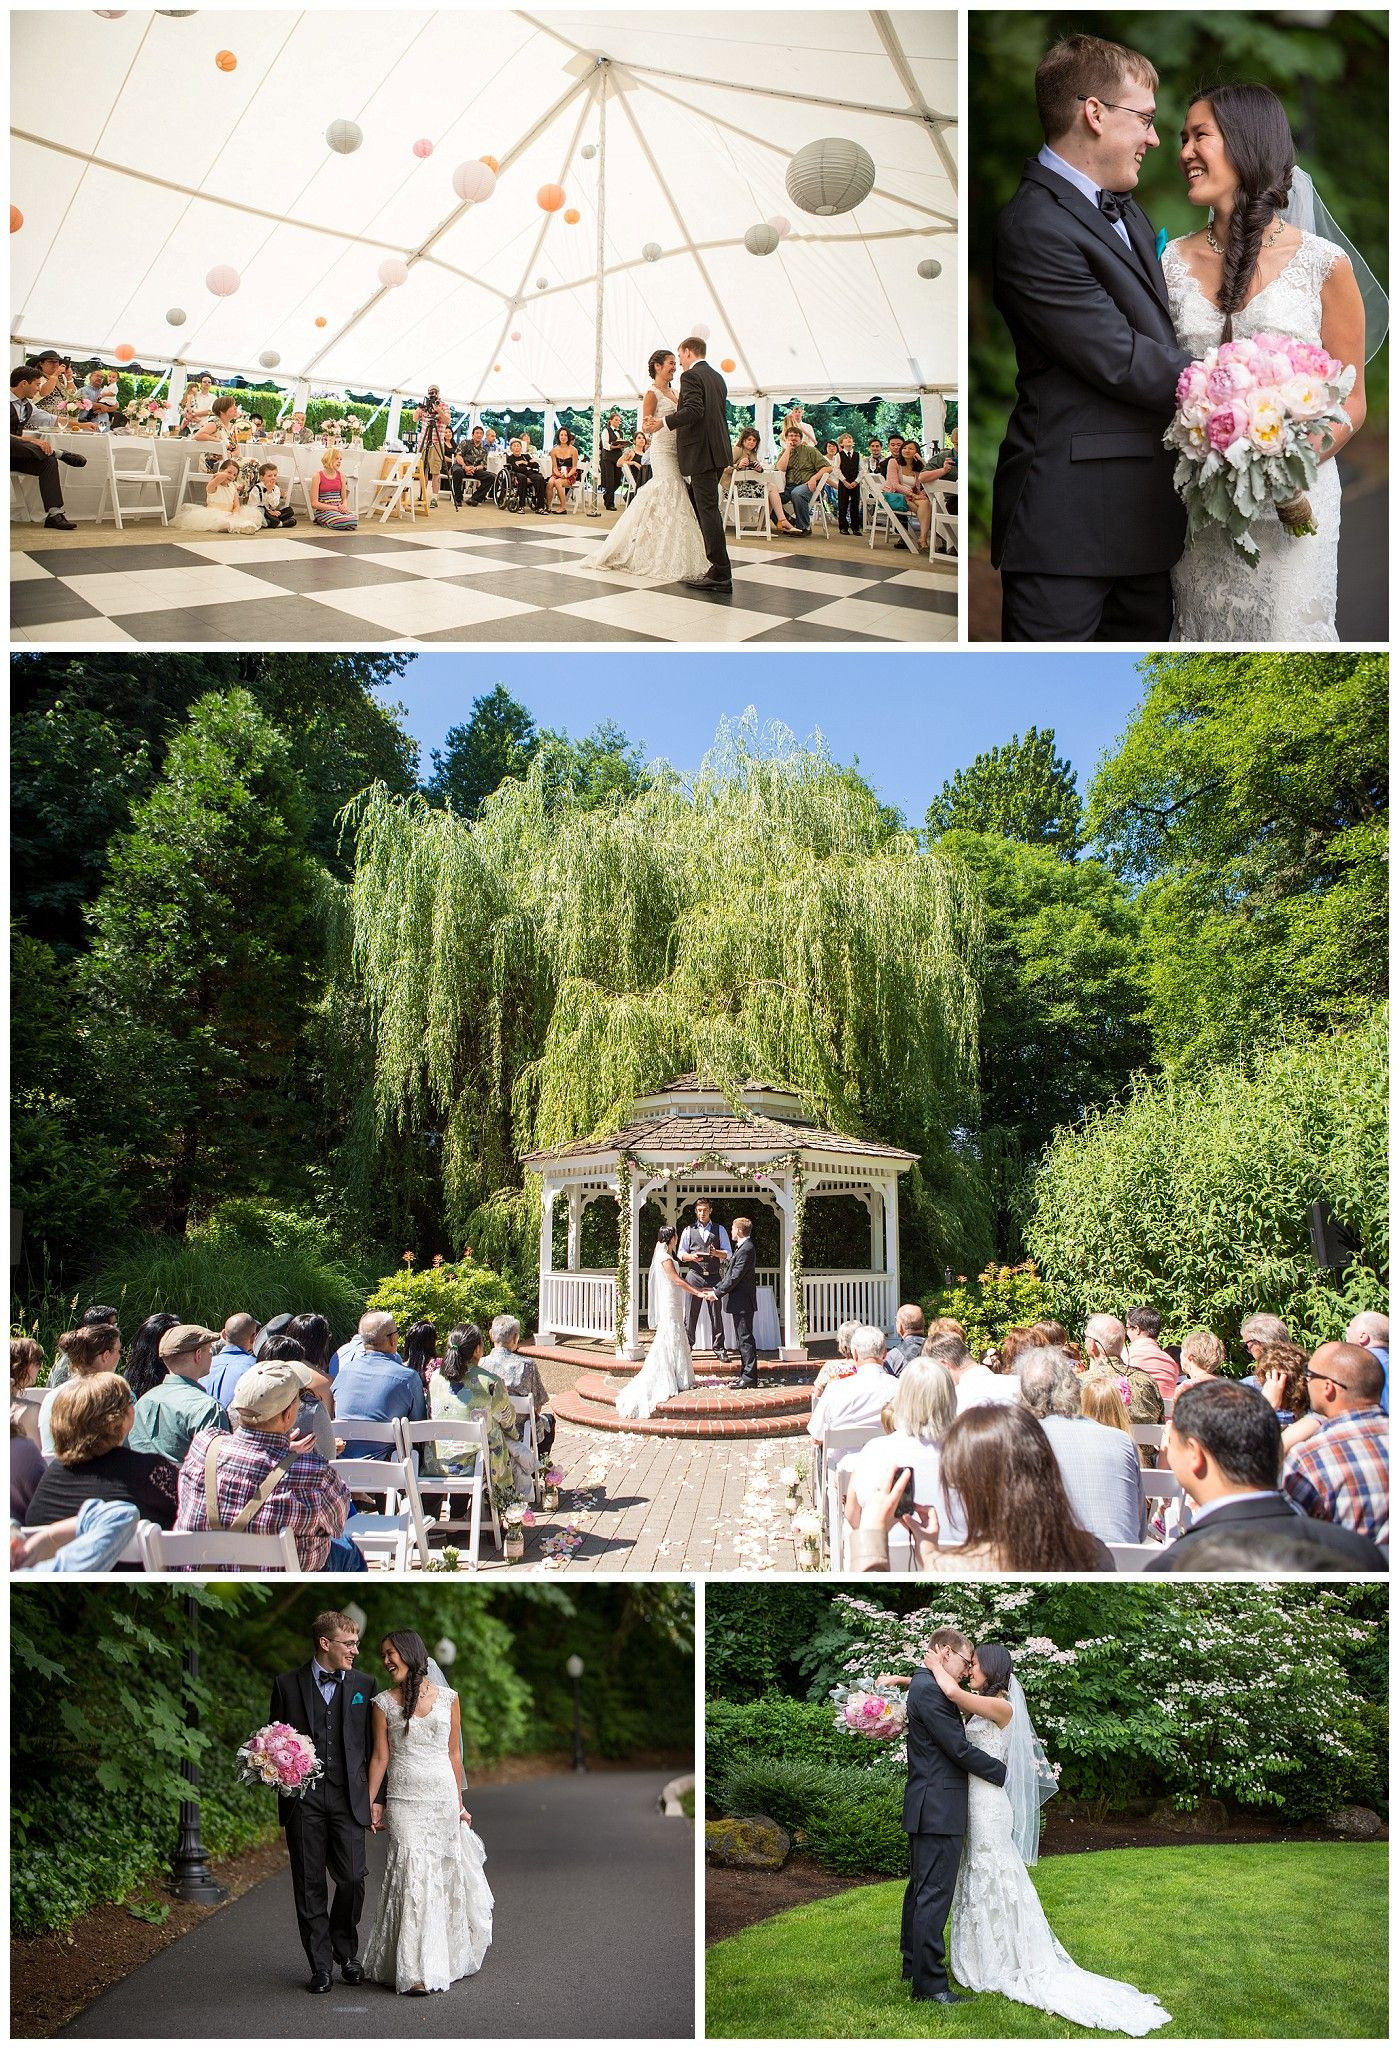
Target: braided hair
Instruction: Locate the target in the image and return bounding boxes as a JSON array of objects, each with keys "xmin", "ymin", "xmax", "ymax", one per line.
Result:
[
  {"xmin": 383, "ymin": 1628, "xmax": 431, "ymax": 1725},
  {"xmin": 1199, "ymin": 85, "xmax": 1295, "ymax": 341}
]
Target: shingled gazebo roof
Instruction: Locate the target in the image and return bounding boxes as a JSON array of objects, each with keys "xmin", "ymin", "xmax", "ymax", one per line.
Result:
[{"xmin": 522, "ymin": 1076, "xmax": 917, "ymax": 1167}]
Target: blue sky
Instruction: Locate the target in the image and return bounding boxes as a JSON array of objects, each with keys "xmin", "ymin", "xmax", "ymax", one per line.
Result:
[{"xmin": 375, "ymin": 652, "xmax": 1150, "ymax": 821}]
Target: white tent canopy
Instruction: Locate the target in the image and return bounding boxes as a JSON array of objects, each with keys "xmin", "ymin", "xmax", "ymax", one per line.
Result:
[{"xmin": 10, "ymin": 8, "xmax": 955, "ymax": 409}]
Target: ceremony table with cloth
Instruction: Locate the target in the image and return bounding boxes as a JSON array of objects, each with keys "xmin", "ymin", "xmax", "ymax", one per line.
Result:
[
  {"xmin": 646, "ymin": 1282, "xmax": 780, "ymax": 1352},
  {"xmin": 10, "ymin": 434, "xmax": 384, "ymax": 524}
]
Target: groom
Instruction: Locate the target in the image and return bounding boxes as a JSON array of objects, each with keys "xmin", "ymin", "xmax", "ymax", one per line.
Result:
[
  {"xmin": 991, "ymin": 34, "xmax": 1189, "ymax": 641},
  {"xmin": 270, "ymin": 1610, "xmax": 375, "ymax": 1993},
  {"xmin": 901, "ymin": 1628, "xmax": 1007, "ymax": 2004},
  {"xmin": 663, "ymin": 335, "xmax": 734, "ymax": 593},
  {"xmin": 707, "ymin": 1214, "xmax": 759, "ymax": 1390}
]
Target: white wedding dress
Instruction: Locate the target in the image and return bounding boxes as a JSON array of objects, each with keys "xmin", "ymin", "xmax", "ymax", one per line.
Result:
[
  {"xmin": 1164, "ymin": 231, "xmax": 1345, "ymax": 642},
  {"xmin": 615, "ymin": 1251, "xmax": 696, "ymax": 1420},
  {"xmin": 590, "ymin": 383, "xmax": 710, "ymax": 582},
  {"xmin": 361, "ymin": 1686, "xmax": 493, "ymax": 1994},
  {"xmin": 951, "ymin": 1710, "xmax": 1169, "ymax": 2035}
]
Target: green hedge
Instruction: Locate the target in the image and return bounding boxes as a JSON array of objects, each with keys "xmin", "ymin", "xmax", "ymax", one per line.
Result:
[
  {"xmin": 711, "ymin": 1758, "xmax": 908, "ymax": 1876},
  {"xmin": 707, "ymin": 1698, "xmax": 890, "ymax": 1783}
]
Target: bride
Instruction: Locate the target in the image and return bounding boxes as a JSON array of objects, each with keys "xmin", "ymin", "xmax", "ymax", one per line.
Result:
[
  {"xmin": 590, "ymin": 350, "xmax": 710, "ymax": 582},
  {"xmin": 615, "ymin": 1225, "xmax": 709, "ymax": 1420},
  {"xmin": 1163, "ymin": 84, "xmax": 1373, "ymax": 642},
  {"xmin": 929, "ymin": 1645, "xmax": 1169, "ymax": 2035},
  {"xmin": 361, "ymin": 1631, "xmax": 493, "ymax": 1995}
]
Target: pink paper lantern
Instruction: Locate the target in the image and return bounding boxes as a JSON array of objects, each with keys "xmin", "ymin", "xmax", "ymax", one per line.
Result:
[
  {"xmin": 205, "ymin": 264, "xmax": 240, "ymax": 296},
  {"xmin": 412, "ymin": 137, "xmax": 434, "ymax": 159},
  {"xmin": 510, "ymin": 329, "xmax": 521, "ymax": 342},
  {"xmin": 767, "ymin": 214, "xmax": 792, "ymax": 240},
  {"xmin": 378, "ymin": 257, "xmax": 409, "ymax": 288},
  {"xmin": 691, "ymin": 321, "xmax": 710, "ymax": 341}
]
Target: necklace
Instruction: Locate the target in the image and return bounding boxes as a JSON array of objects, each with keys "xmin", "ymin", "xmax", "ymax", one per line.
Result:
[{"xmin": 1206, "ymin": 212, "xmax": 1284, "ymax": 257}]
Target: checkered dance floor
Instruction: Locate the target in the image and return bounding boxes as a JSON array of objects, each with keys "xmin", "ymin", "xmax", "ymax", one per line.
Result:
[{"xmin": 11, "ymin": 517, "xmax": 957, "ymax": 645}]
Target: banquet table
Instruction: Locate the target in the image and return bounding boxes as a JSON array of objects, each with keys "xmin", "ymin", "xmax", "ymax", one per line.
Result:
[{"xmin": 10, "ymin": 433, "xmax": 387, "ymax": 524}]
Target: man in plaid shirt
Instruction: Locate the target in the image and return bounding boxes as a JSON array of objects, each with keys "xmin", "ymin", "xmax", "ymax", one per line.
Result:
[
  {"xmin": 177, "ymin": 1359, "xmax": 353, "ymax": 1570},
  {"xmin": 1283, "ymin": 1343, "xmax": 1389, "ymax": 1549}
]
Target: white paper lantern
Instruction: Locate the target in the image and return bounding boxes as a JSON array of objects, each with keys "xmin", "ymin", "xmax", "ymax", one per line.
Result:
[
  {"xmin": 326, "ymin": 119, "xmax": 363, "ymax": 156},
  {"xmin": 535, "ymin": 276, "xmax": 548, "ymax": 291},
  {"xmin": 452, "ymin": 160, "xmax": 496, "ymax": 204},
  {"xmin": 785, "ymin": 137, "xmax": 876, "ymax": 216},
  {"xmin": 165, "ymin": 306, "xmax": 187, "ymax": 326},
  {"xmin": 259, "ymin": 350, "xmax": 281, "ymax": 369},
  {"xmin": 917, "ymin": 257, "xmax": 943, "ymax": 281},
  {"xmin": 641, "ymin": 242, "xmax": 661, "ymax": 263},
  {"xmin": 691, "ymin": 321, "xmax": 710, "ymax": 341},
  {"xmin": 378, "ymin": 257, "xmax": 408, "ymax": 288},
  {"xmin": 94, "ymin": 11, "xmax": 127, "ymax": 17},
  {"xmin": 205, "ymin": 264, "xmax": 240, "ymax": 297},
  {"xmin": 767, "ymin": 214, "xmax": 792, "ymax": 240},
  {"xmin": 581, "ymin": 143, "xmax": 597, "ymax": 160},
  {"xmin": 743, "ymin": 222, "xmax": 779, "ymax": 256}
]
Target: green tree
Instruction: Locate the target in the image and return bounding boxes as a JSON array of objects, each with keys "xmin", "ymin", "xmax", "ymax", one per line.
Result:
[
  {"xmin": 81, "ymin": 690, "xmax": 331, "ymax": 1231},
  {"xmin": 1087, "ymin": 652, "xmax": 1387, "ymax": 1071},
  {"xmin": 926, "ymin": 726, "xmax": 1081, "ymax": 856},
  {"xmin": 538, "ymin": 719, "xmax": 650, "ymax": 808},
  {"xmin": 426, "ymin": 684, "xmax": 540, "ymax": 816}
]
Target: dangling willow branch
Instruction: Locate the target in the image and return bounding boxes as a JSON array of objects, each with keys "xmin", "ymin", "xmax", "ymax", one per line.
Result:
[{"xmin": 336, "ymin": 712, "xmax": 988, "ymax": 1268}]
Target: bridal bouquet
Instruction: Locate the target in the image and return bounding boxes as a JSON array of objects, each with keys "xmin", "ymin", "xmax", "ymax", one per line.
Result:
[
  {"xmin": 1167, "ymin": 332, "xmax": 1354, "ymax": 563},
  {"xmin": 831, "ymin": 1678, "xmax": 907, "ymax": 1743},
  {"xmin": 237, "ymin": 1722, "xmax": 324, "ymax": 1798}
]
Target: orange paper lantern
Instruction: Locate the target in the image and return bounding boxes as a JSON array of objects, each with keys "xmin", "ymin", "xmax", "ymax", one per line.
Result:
[
  {"xmin": 537, "ymin": 184, "xmax": 565, "ymax": 212},
  {"xmin": 9, "ymin": 205, "xmax": 22, "ymax": 233},
  {"xmin": 720, "ymin": 358, "xmax": 736, "ymax": 373},
  {"xmin": 480, "ymin": 155, "xmax": 499, "ymax": 174},
  {"xmin": 114, "ymin": 342, "xmax": 135, "ymax": 362},
  {"xmin": 315, "ymin": 315, "xmax": 328, "ymax": 328},
  {"xmin": 564, "ymin": 207, "xmax": 581, "ymax": 225},
  {"xmin": 493, "ymin": 363, "xmax": 502, "ymax": 372},
  {"xmin": 215, "ymin": 49, "xmax": 237, "ymax": 71}
]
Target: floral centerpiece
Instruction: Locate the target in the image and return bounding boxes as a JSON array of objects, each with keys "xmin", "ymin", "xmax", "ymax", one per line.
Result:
[
  {"xmin": 830, "ymin": 1676, "xmax": 908, "ymax": 1742},
  {"xmin": 319, "ymin": 415, "xmax": 345, "ymax": 444},
  {"xmin": 1167, "ymin": 331, "xmax": 1354, "ymax": 562},
  {"xmin": 237, "ymin": 1722, "xmax": 323, "ymax": 1798}
]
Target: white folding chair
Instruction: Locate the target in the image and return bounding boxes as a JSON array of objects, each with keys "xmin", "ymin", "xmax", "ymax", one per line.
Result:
[
  {"xmin": 1130, "ymin": 1423, "xmax": 1168, "ymax": 1449},
  {"xmin": 806, "ymin": 485, "xmax": 832, "ymax": 538},
  {"xmin": 333, "ymin": 1454, "xmax": 434, "ymax": 1570},
  {"xmin": 1141, "ymin": 1469, "xmax": 1184, "ymax": 1505},
  {"xmin": 865, "ymin": 477, "xmax": 920, "ymax": 555},
  {"xmin": 929, "ymin": 482, "xmax": 958, "ymax": 557},
  {"xmin": 98, "ymin": 436, "xmax": 170, "ymax": 529},
  {"xmin": 21, "ymin": 1516, "xmax": 156, "ymax": 1567},
  {"xmin": 507, "ymin": 1392, "xmax": 538, "ymax": 1465},
  {"xmin": 726, "ymin": 475, "xmax": 771, "ymax": 541},
  {"xmin": 333, "ymin": 1417, "xmax": 406, "ymax": 1462},
  {"xmin": 363, "ymin": 453, "xmax": 420, "ymax": 524},
  {"xmin": 179, "ymin": 445, "xmax": 226, "ymax": 510},
  {"xmin": 1108, "ymin": 1540, "xmax": 1163, "ymax": 1571},
  {"xmin": 825, "ymin": 1462, "xmax": 855, "ymax": 1571},
  {"xmin": 401, "ymin": 1417, "xmax": 502, "ymax": 1570},
  {"xmin": 10, "ymin": 472, "xmax": 46, "ymax": 523},
  {"xmin": 141, "ymin": 1526, "xmax": 300, "ymax": 1571},
  {"xmin": 818, "ymin": 1425, "xmax": 874, "ymax": 1564}
]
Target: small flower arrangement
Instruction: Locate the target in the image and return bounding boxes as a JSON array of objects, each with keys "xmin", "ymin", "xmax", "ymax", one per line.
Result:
[
  {"xmin": 1167, "ymin": 331, "xmax": 1354, "ymax": 562},
  {"xmin": 791, "ymin": 1509, "xmax": 821, "ymax": 1567},
  {"xmin": 830, "ymin": 1677, "xmax": 908, "ymax": 1743},
  {"xmin": 237, "ymin": 1722, "xmax": 323, "ymax": 1797}
]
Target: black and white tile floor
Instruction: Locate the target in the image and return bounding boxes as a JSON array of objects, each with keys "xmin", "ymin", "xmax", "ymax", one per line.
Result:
[{"xmin": 11, "ymin": 519, "xmax": 957, "ymax": 645}]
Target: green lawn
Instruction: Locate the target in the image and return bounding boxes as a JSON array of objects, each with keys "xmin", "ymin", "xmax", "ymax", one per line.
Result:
[{"xmin": 707, "ymin": 1844, "xmax": 1388, "ymax": 2039}]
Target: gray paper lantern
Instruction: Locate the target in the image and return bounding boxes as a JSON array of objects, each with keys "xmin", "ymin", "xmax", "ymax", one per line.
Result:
[
  {"xmin": 785, "ymin": 136, "xmax": 876, "ymax": 216},
  {"xmin": 165, "ymin": 305, "xmax": 187, "ymax": 326},
  {"xmin": 641, "ymin": 241, "xmax": 661, "ymax": 263},
  {"xmin": 326, "ymin": 119, "xmax": 363, "ymax": 156},
  {"xmin": 535, "ymin": 276, "xmax": 548, "ymax": 291},
  {"xmin": 259, "ymin": 349, "xmax": 281, "ymax": 368},
  {"xmin": 581, "ymin": 143, "xmax": 597, "ymax": 160},
  {"xmin": 917, "ymin": 258, "xmax": 943, "ymax": 281},
  {"xmin": 743, "ymin": 222, "xmax": 779, "ymax": 256}
]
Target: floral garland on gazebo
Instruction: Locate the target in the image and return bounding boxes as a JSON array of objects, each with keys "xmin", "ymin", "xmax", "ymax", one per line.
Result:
[{"xmin": 614, "ymin": 1147, "xmax": 808, "ymax": 1348}]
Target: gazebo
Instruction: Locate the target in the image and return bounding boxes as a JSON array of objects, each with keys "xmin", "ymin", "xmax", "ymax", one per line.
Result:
[{"xmin": 524, "ymin": 1076, "xmax": 916, "ymax": 1360}]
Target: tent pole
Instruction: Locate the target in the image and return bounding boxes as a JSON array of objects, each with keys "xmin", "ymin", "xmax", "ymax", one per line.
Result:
[{"xmin": 590, "ymin": 59, "xmax": 609, "ymax": 511}]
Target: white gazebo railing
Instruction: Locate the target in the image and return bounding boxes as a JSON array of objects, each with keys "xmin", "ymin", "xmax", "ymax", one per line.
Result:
[
  {"xmin": 801, "ymin": 1271, "xmax": 896, "ymax": 1340},
  {"xmin": 539, "ymin": 1270, "xmax": 616, "ymax": 1343},
  {"xmin": 637, "ymin": 1265, "xmax": 780, "ymax": 1318}
]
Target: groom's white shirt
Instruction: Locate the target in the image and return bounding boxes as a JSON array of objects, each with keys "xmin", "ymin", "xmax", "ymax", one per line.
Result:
[
  {"xmin": 1037, "ymin": 144, "xmax": 1132, "ymax": 249},
  {"xmin": 311, "ymin": 1659, "xmax": 341, "ymax": 1704}
]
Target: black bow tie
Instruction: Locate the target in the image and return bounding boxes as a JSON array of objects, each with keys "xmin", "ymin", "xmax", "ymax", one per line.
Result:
[
  {"xmin": 319, "ymin": 1670, "xmax": 343, "ymax": 1687},
  {"xmin": 1097, "ymin": 189, "xmax": 1131, "ymax": 224}
]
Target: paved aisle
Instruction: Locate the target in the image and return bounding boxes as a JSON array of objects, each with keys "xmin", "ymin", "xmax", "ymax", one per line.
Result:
[{"xmin": 64, "ymin": 1773, "xmax": 693, "ymax": 2039}]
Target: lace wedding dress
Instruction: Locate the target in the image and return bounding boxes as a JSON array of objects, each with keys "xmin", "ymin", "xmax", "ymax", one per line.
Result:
[
  {"xmin": 951, "ymin": 1711, "xmax": 1170, "ymax": 2034},
  {"xmin": 590, "ymin": 383, "xmax": 710, "ymax": 581},
  {"xmin": 361, "ymin": 1687, "xmax": 493, "ymax": 1994},
  {"xmin": 1164, "ymin": 231, "xmax": 1345, "ymax": 642},
  {"xmin": 616, "ymin": 1251, "xmax": 696, "ymax": 1420}
]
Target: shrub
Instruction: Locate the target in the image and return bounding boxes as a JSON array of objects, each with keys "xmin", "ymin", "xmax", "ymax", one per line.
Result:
[
  {"xmin": 710, "ymin": 1758, "xmax": 908, "ymax": 1876},
  {"xmin": 921, "ymin": 1258, "xmax": 1063, "ymax": 1357},
  {"xmin": 707, "ymin": 1697, "xmax": 886, "ymax": 1785},
  {"xmin": 365, "ymin": 1255, "xmax": 518, "ymax": 1341},
  {"xmin": 89, "ymin": 1232, "xmax": 368, "ymax": 1347},
  {"xmin": 189, "ymin": 1198, "xmax": 337, "ymax": 1262}
]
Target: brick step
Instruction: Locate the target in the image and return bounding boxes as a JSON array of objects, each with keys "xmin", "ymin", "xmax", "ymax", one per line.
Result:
[
  {"xmin": 552, "ymin": 1381, "xmax": 809, "ymax": 1440},
  {"xmin": 572, "ymin": 1370, "xmax": 810, "ymax": 1419},
  {"xmin": 526, "ymin": 1340, "xmax": 810, "ymax": 1381}
]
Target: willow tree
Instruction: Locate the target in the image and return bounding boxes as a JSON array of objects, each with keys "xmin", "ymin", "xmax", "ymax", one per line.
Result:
[{"xmin": 335, "ymin": 715, "xmax": 991, "ymax": 1283}]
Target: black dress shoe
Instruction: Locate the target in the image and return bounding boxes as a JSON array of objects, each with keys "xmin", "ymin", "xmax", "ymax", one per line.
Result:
[
  {"xmin": 729, "ymin": 1375, "xmax": 758, "ymax": 1391},
  {"xmin": 684, "ymin": 575, "xmax": 733, "ymax": 592},
  {"xmin": 58, "ymin": 450, "xmax": 87, "ymax": 467},
  {"xmin": 913, "ymin": 1990, "xmax": 973, "ymax": 2004},
  {"xmin": 43, "ymin": 512, "xmax": 77, "ymax": 530},
  {"xmin": 307, "ymin": 1970, "xmax": 334, "ymax": 1994},
  {"xmin": 340, "ymin": 1961, "xmax": 364, "ymax": 1984}
]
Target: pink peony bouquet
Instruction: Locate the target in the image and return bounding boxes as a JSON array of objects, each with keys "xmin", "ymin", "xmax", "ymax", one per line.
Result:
[
  {"xmin": 237, "ymin": 1722, "xmax": 324, "ymax": 1798},
  {"xmin": 831, "ymin": 1680, "xmax": 907, "ymax": 1743},
  {"xmin": 1167, "ymin": 332, "xmax": 1354, "ymax": 562}
]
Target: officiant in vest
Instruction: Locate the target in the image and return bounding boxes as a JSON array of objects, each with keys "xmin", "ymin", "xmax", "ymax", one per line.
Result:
[{"xmin": 677, "ymin": 1200, "xmax": 731, "ymax": 1360}]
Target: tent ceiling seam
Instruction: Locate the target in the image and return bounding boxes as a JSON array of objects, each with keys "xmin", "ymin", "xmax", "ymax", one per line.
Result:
[{"xmin": 870, "ymin": 10, "xmax": 958, "ymax": 196}]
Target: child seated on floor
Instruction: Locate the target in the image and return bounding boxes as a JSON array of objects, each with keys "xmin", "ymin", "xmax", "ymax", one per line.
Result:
[{"xmin": 250, "ymin": 462, "xmax": 297, "ymax": 529}]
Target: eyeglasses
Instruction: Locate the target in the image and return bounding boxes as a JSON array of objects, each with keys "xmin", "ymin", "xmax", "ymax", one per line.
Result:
[
  {"xmin": 1078, "ymin": 94, "xmax": 1157, "ymax": 130},
  {"xmin": 1303, "ymin": 1369, "xmax": 1359, "ymax": 1394}
]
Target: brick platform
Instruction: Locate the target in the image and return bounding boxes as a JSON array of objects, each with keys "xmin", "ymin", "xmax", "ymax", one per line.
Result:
[{"xmin": 553, "ymin": 1370, "xmax": 811, "ymax": 1439}]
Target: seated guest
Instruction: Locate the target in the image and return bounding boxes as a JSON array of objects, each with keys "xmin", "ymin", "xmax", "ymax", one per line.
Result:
[
  {"xmin": 1080, "ymin": 1374, "xmax": 1134, "ymax": 1437},
  {"xmin": 26, "ymin": 1373, "xmax": 179, "ymax": 1530},
  {"xmin": 11, "ymin": 1409, "xmax": 46, "ymax": 1521},
  {"xmin": 289, "ymin": 411, "xmax": 315, "ymax": 444},
  {"xmin": 844, "ymin": 1359, "xmax": 965, "ymax": 1545},
  {"xmin": 249, "ymin": 461, "xmax": 296, "ymax": 527},
  {"xmin": 310, "ymin": 443, "xmax": 358, "ymax": 529},
  {"xmin": 782, "ymin": 404, "xmax": 818, "ymax": 446},
  {"xmin": 284, "ymin": 1311, "xmax": 335, "ymax": 1376},
  {"xmin": 129, "ymin": 1324, "xmax": 228, "ymax": 1465},
  {"xmin": 1247, "ymin": 1338, "xmax": 1309, "ymax": 1428},
  {"xmin": 45, "ymin": 1303, "xmax": 120, "ymax": 1390},
  {"xmin": 260, "ymin": 1335, "xmax": 338, "ymax": 1462},
  {"xmin": 910, "ymin": 1403, "xmax": 1112, "ymax": 1572},
  {"xmin": 730, "ymin": 426, "xmax": 796, "ymax": 532},
  {"xmin": 546, "ymin": 425, "xmax": 579, "ymax": 512},
  {"xmin": 1346, "ymin": 1311, "xmax": 1389, "ymax": 1415},
  {"xmin": 81, "ymin": 367, "xmax": 126, "ymax": 428},
  {"xmin": 1177, "ymin": 1327, "xmax": 1227, "ymax": 1386},
  {"xmin": 1147, "ymin": 1379, "xmax": 1386, "ymax": 1571},
  {"xmin": 775, "ymin": 425, "xmax": 827, "ymax": 534},
  {"xmin": 1082, "ymin": 1313, "xmax": 1164, "ymax": 1421},
  {"xmin": 1017, "ymin": 1347, "xmax": 1144, "ymax": 1544},
  {"xmin": 174, "ymin": 455, "xmax": 263, "ymax": 534},
  {"xmin": 429, "ymin": 1323, "xmax": 535, "ymax": 1505},
  {"xmin": 23, "ymin": 349, "xmax": 76, "ymax": 430},
  {"xmin": 40, "ymin": 1323, "xmax": 123, "ymax": 1455},
  {"xmin": 401, "ymin": 1320, "xmax": 441, "ymax": 1395},
  {"xmin": 452, "ymin": 424, "xmax": 489, "ymax": 507},
  {"xmin": 1282, "ymin": 1342, "xmax": 1388, "ymax": 1548},
  {"xmin": 865, "ymin": 435, "xmax": 885, "ymax": 480},
  {"xmin": 249, "ymin": 415, "xmax": 268, "ymax": 441},
  {"xmin": 11, "ymin": 1498, "xmax": 142, "ymax": 1575},
  {"xmin": 177, "ymin": 1358, "xmax": 358, "ymax": 1571},
  {"xmin": 11, "ymin": 1337, "xmax": 43, "ymax": 1446},
  {"xmin": 193, "ymin": 393, "xmax": 239, "ymax": 444},
  {"xmin": 895, "ymin": 440, "xmax": 933, "ymax": 550},
  {"xmin": 121, "ymin": 1312, "xmax": 178, "ymax": 1401},
  {"xmin": 884, "ymin": 1303, "xmax": 927, "ymax": 1376},
  {"xmin": 619, "ymin": 432, "xmax": 651, "ymax": 494},
  {"xmin": 1125, "ymin": 1304, "xmax": 1179, "ymax": 1403},
  {"xmin": 10, "ymin": 365, "xmax": 79, "ymax": 529},
  {"xmin": 481, "ymin": 1314, "xmax": 555, "ymax": 1460},
  {"xmin": 926, "ymin": 1332, "xmax": 1022, "ymax": 1415},
  {"xmin": 332, "ymin": 1311, "xmax": 425, "ymax": 1457},
  {"xmin": 808, "ymin": 1324, "xmax": 898, "ymax": 1442},
  {"xmin": 205, "ymin": 1312, "xmax": 261, "ymax": 1408},
  {"xmin": 811, "ymin": 1319, "xmax": 860, "ymax": 1399},
  {"xmin": 506, "ymin": 435, "xmax": 547, "ymax": 512},
  {"xmin": 182, "ymin": 375, "xmax": 217, "ymax": 430}
]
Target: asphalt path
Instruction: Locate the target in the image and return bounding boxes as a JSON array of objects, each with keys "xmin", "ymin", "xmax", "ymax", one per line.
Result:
[{"xmin": 64, "ymin": 1772, "xmax": 694, "ymax": 2039}]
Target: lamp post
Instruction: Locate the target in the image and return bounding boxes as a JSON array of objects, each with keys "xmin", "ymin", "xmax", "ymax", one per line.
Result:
[
  {"xmin": 169, "ymin": 1594, "xmax": 228, "ymax": 1904},
  {"xmin": 566, "ymin": 1653, "xmax": 587, "ymax": 1773}
]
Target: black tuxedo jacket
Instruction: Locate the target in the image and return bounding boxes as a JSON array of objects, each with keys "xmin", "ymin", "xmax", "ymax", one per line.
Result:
[
  {"xmin": 991, "ymin": 158, "xmax": 1189, "ymax": 578},
  {"xmin": 270, "ymin": 1663, "xmax": 375, "ymax": 1828},
  {"xmin": 711, "ymin": 1234, "xmax": 757, "ymax": 1315},
  {"xmin": 1145, "ymin": 1494, "xmax": 1387, "ymax": 1572},
  {"xmin": 665, "ymin": 359, "xmax": 731, "ymax": 476},
  {"xmin": 902, "ymin": 1667, "xmax": 1007, "ymax": 1836}
]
